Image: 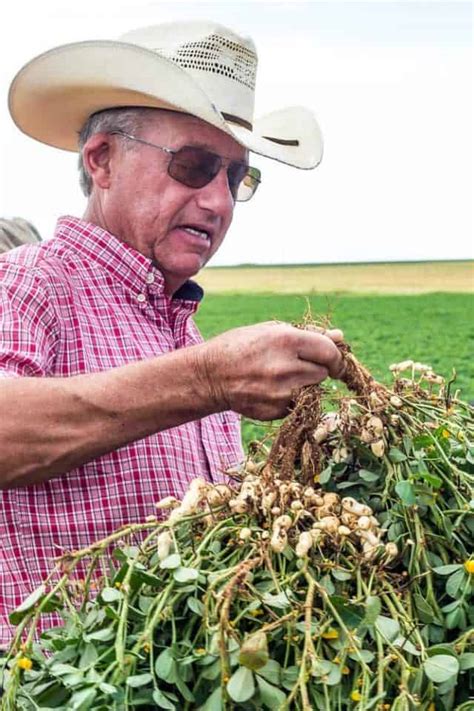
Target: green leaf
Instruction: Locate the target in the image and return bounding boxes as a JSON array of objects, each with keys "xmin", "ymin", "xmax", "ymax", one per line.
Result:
[
  {"xmin": 176, "ymin": 675, "xmax": 195, "ymax": 703},
  {"xmin": 113, "ymin": 544, "xmax": 140, "ymax": 561},
  {"xmin": 432, "ymin": 564, "xmax": 462, "ymax": 576},
  {"xmin": 155, "ymin": 648, "xmax": 178, "ymax": 683},
  {"xmin": 9, "ymin": 584, "xmax": 46, "ymax": 624},
  {"xmin": 187, "ymin": 597, "xmax": 205, "ymax": 615},
  {"xmin": 160, "ymin": 553, "xmax": 181, "ymax": 569},
  {"xmin": 348, "ymin": 649, "xmax": 374, "ymax": 663},
  {"xmin": 445, "ymin": 606, "xmax": 465, "ymax": 630},
  {"xmin": 79, "ymin": 643, "xmax": 98, "ymax": 669},
  {"xmin": 69, "ymin": 687, "xmax": 98, "ymax": 710},
  {"xmin": 393, "ymin": 637, "xmax": 421, "ymax": 656},
  {"xmin": 281, "ymin": 666, "xmax": 299, "ymax": 690},
  {"xmin": 50, "ymin": 663, "xmax": 80, "ymax": 676},
  {"xmin": 257, "ymin": 659, "xmax": 281, "ymax": 686},
  {"xmin": 256, "ymin": 675, "xmax": 287, "ymax": 708},
  {"xmin": 364, "ymin": 595, "xmax": 382, "ymax": 626},
  {"xmin": 152, "ymin": 688, "xmax": 177, "ymax": 710},
  {"xmin": 460, "ymin": 653, "xmax": 474, "ymax": 671},
  {"xmin": 413, "ymin": 594, "xmax": 436, "ymax": 624},
  {"xmin": 446, "ymin": 568, "xmax": 467, "ymax": 598},
  {"xmin": 426, "ymin": 644, "xmax": 457, "ymax": 658},
  {"xmin": 441, "ymin": 599, "xmax": 461, "ymax": 613},
  {"xmin": 198, "ymin": 686, "xmax": 222, "ymax": 711},
  {"xmin": 395, "ymin": 480, "xmax": 416, "ymax": 505},
  {"xmin": 127, "ymin": 672, "xmax": 153, "ymax": 687},
  {"xmin": 319, "ymin": 466, "xmax": 332, "ymax": 484},
  {"xmin": 173, "ymin": 567, "xmax": 199, "ymax": 583},
  {"xmin": 423, "ymin": 655, "xmax": 460, "ymax": 683},
  {"xmin": 375, "ymin": 615, "xmax": 400, "ymax": 642},
  {"xmin": 331, "ymin": 569, "xmax": 352, "ymax": 582},
  {"xmin": 311, "ymin": 660, "xmax": 341, "ymax": 686},
  {"xmin": 227, "ymin": 666, "xmax": 255, "ymax": 703},
  {"xmin": 419, "ymin": 469, "xmax": 443, "ymax": 489},
  {"xmin": 330, "ymin": 595, "xmax": 364, "ymax": 628},
  {"xmin": 262, "ymin": 591, "xmax": 290, "ymax": 609},
  {"xmin": 389, "ymin": 448, "xmax": 407, "ymax": 463},
  {"xmin": 320, "ymin": 575, "xmax": 335, "ymax": 595},
  {"xmin": 133, "ymin": 569, "xmax": 162, "ymax": 587},
  {"xmin": 359, "ymin": 469, "xmax": 380, "ymax": 482},
  {"xmin": 99, "ymin": 682, "xmax": 117, "ymax": 695},
  {"xmin": 84, "ymin": 626, "xmax": 115, "ymax": 642},
  {"xmin": 101, "ymin": 587, "xmax": 123, "ymax": 603}
]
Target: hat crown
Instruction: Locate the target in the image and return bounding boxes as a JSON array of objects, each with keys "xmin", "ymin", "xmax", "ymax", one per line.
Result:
[{"xmin": 120, "ymin": 21, "xmax": 257, "ymax": 126}]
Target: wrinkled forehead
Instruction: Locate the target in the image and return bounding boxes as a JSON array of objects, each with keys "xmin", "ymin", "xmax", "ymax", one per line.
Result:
[{"xmin": 142, "ymin": 109, "xmax": 248, "ymax": 160}]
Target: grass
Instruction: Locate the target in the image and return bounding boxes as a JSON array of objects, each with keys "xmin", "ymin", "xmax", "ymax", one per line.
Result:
[{"xmin": 194, "ymin": 291, "xmax": 474, "ymax": 449}]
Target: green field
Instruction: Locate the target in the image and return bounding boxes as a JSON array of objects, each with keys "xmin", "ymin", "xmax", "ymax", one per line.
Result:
[{"xmin": 194, "ymin": 291, "xmax": 474, "ymax": 449}]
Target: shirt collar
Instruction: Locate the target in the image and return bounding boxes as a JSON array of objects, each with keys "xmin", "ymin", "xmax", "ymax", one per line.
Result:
[{"xmin": 54, "ymin": 216, "xmax": 204, "ymax": 303}]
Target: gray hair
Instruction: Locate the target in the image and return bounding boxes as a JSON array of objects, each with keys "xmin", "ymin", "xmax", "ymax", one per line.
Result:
[{"xmin": 77, "ymin": 107, "xmax": 160, "ymax": 197}]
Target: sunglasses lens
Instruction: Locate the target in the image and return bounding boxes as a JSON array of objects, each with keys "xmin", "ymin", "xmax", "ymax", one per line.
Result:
[
  {"xmin": 169, "ymin": 147, "xmax": 221, "ymax": 188},
  {"xmin": 235, "ymin": 166, "xmax": 261, "ymax": 202},
  {"xmin": 168, "ymin": 146, "xmax": 261, "ymax": 202}
]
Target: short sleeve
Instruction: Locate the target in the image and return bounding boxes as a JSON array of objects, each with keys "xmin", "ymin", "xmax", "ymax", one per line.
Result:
[{"xmin": 0, "ymin": 264, "xmax": 59, "ymax": 377}]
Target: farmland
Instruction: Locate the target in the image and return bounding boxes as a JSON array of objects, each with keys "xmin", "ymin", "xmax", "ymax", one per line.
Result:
[{"xmin": 194, "ymin": 262, "xmax": 474, "ymax": 448}]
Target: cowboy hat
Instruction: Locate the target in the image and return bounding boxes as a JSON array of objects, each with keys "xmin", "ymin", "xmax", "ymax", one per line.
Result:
[{"xmin": 8, "ymin": 20, "xmax": 323, "ymax": 169}]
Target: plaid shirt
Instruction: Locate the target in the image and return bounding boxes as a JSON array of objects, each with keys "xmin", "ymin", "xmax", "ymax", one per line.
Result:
[{"xmin": 0, "ymin": 216, "xmax": 243, "ymax": 645}]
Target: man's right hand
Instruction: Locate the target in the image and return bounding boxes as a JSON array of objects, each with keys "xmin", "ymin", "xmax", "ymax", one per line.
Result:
[
  {"xmin": 0, "ymin": 322, "xmax": 344, "ymax": 487},
  {"xmin": 195, "ymin": 322, "xmax": 345, "ymax": 420}
]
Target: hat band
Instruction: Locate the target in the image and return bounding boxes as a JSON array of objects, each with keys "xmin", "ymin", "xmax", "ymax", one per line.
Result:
[
  {"xmin": 222, "ymin": 112, "xmax": 299, "ymax": 147},
  {"xmin": 222, "ymin": 112, "xmax": 253, "ymax": 131}
]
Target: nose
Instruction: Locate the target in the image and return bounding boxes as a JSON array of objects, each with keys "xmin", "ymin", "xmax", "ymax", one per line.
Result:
[{"xmin": 194, "ymin": 165, "xmax": 235, "ymax": 214}]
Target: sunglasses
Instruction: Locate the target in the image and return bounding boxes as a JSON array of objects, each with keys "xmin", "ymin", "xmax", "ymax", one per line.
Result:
[{"xmin": 110, "ymin": 131, "xmax": 261, "ymax": 202}]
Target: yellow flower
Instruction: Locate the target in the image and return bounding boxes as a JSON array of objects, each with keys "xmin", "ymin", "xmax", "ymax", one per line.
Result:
[
  {"xmin": 342, "ymin": 665, "xmax": 350, "ymax": 675},
  {"xmin": 115, "ymin": 581, "xmax": 122, "ymax": 589},
  {"xmin": 17, "ymin": 657, "xmax": 33, "ymax": 671},
  {"xmin": 441, "ymin": 429, "xmax": 450, "ymax": 439},
  {"xmin": 464, "ymin": 560, "xmax": 474, "ymax": 574},
  {"xmin": 322, "ymin": 628, "xmax": 339, "ymax": 640},
  {"xmin": 195, "ymin": 648, "xmax": 206, "ymax": 656},
  {"xmin": 249, "ymin": 607, "xmax": 263, "ymax": 617},
  {"xmin": 142, "ymin": 642, "xmax": 151, "ymax": 653},
  {"xmin": 351, "ymin": 690, "xmax": 362, "ymax": 702},
  {"xmin": 313, "ymin": 473, "xmax": 320, "ymax": 483},
  {"xmin": 457, "ymin": 431, "xmax": 465, "ymax": 442}
]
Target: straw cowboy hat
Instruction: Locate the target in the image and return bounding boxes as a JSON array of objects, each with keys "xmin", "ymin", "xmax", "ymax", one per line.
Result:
[{"xmin": 8, "ymin": 21, "xmax": 323, "ymax": 170}]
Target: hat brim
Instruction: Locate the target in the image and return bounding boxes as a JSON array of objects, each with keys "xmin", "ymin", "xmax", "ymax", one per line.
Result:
[{"xmin": 8, "ymin": 40, "xmax": 323, "ymax": 169}]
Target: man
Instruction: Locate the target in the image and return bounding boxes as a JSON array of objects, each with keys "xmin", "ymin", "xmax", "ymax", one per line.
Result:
[
  {"xmin": 0, "ymin": 218, "xmax": 41, "ymax": 254},
  {"xmin": 0, "ymin": 21, "xmax": 343, "ymax": 644}
]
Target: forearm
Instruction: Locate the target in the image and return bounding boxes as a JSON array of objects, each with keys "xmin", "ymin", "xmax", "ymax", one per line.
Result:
[{"xmin": 0, "ymin": 346, "xmax": 218, "ymax": 489}]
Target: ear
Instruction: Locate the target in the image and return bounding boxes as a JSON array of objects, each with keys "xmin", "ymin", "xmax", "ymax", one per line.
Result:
[{"xmin": 82, "ymin": 133, "xmax": 116, "ymax": 191}]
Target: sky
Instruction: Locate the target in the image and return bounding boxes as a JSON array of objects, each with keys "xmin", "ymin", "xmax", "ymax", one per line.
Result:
[{"xmin": 0, "ymin": 1, "xmax": 472, "ymax": 266}]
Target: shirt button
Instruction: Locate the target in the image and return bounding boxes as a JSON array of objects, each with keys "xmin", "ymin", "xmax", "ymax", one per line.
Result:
[
  {"xmin": 137, "ymin": 293, "xmax": 146, "ymax": 303},
  {"xmin": 146, "ymin": 273, "xmax": 155, "ymax": 284}
]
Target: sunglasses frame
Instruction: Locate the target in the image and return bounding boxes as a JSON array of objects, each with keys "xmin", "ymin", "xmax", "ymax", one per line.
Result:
[{"xmin": 109, "ymin": 130, "xmax": 260, "ymax": 202}]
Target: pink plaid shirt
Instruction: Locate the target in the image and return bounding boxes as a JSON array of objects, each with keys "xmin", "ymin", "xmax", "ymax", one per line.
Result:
[{"xmin": 0, "ymin": 216, "xmax": 243, "ymax": 645}]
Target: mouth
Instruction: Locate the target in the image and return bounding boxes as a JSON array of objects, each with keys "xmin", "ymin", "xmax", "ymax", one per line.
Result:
[{"xmin": 178, "ymin": 224, "xmax": 212, "ymax": 243}]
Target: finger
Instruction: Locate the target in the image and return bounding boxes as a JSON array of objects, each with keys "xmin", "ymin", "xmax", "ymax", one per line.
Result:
[
  {"xmin": 296, "ymin": 331, "xmax": 343, "ymax": 370},
  {"xmin": 301, "ymin": 324, "xmax": 344, "ymax": 342},
  {"xmin": 325, "ymin": 328, "xmax": 344, "ymax": 343}
]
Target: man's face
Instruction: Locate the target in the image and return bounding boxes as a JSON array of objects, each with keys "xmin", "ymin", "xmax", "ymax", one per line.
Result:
[{"xmin": 96, "ymin": 111, "xmax": 248, "ymax": 294}]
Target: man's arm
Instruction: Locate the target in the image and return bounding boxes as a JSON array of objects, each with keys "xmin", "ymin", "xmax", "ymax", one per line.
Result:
[{"xmin": 0, "ymin": 323, "xmax": 344, "ymax": 489}]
